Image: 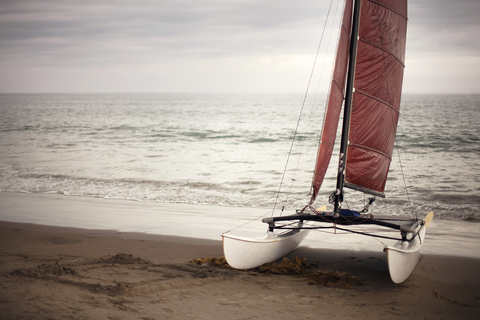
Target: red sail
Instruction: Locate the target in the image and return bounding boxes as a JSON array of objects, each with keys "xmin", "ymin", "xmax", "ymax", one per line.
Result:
[
  {"xmin": 345, "ymin": 0, "xmax": 408, "ymax": 196},
  {"xmin": 310, "ymin": 0, "xmax": 354, "ymax": 204}
]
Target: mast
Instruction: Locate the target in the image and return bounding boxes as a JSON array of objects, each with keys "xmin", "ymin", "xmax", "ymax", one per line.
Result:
[{"xmin": 334, "ymin": 0, "xmax": 362, "ymax": 215}]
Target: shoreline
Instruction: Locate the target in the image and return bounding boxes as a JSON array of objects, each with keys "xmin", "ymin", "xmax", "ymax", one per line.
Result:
[
  {"xmin": 1, "ymin": 191, "xmax": 480, "ymax": 259},
  {"xmin": 1, "ymin": 220, "xmax": 479, "ymax": 319},
  {"xmin": 0, "ymin": 191, "xmax": 270, "ymax": 240}
]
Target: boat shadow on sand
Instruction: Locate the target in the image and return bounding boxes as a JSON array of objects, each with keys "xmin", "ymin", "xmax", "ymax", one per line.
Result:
[{"xmin": 193, "ymin": 246, "xmax": 400, "ymax": 288}]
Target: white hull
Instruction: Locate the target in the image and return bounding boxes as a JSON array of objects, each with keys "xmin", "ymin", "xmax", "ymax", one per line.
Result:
[
  {"xmin": 384, "ymin": 212, "xmax": 433, "ymax": 283},
  {"xmin": 222, "ymin": 223, "xmax": 310, "ymax": 269}
]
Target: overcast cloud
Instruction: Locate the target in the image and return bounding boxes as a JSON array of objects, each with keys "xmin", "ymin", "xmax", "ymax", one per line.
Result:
[{"xmin": 0, "ymin": 0, "xmax": 479, "ymax": 94}]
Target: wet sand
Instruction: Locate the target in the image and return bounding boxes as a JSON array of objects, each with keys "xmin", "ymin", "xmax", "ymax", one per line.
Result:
[{"xmin": 1, "ymin": 220, "xmax": 479, "ymax": 320}]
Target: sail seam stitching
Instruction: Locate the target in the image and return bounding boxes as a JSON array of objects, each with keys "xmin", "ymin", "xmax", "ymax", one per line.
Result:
[
  {"xmin": 367, "ymin": 0, "xmax": 408, "ymax": 20},
  {"xmin": 355, "ymin": 89, "xmax": 399, "ymax": 113}
]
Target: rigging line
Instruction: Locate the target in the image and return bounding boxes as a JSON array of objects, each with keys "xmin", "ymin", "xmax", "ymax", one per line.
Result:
[
  {"xmin": 375, "ymin": 3, "xmax": 416, "ymax": 219},
  {"xmin": 304, "ymin": 222, "xmax": 402, "ymax": 242},
  {"xmin": 338, "ymin": 195, "xmax": 387, "ymax": 245},
  {"xmin": 342, "ymin": 192, "xmax": 387, "ymax": 245},
  {"xmin": 350, "ymin": 215, "xmax": 388, "ymax": 245},
  {"xmin": 328, "ymin": 226, "xmax": 402, "ymax": 242},
  {"xmin": 223, "ymin": 209, "xmax": 276, "ymax": 234},
  {"xmin": 309, "ymin": 0, "xmax": 347, "ymax": 199},
  {"xmin": 281, "ymin": 0, "xmax": 342, "ymax": 210},
  {"xmin": 394, "ymin": 126, "xmax": 415, "ymax": 217},
  {"xmin": 307, "ymin": 0, "xmax": 343, "ymax": 194},
  {"xmin": 272, "ymin": 0, "xmax": 336, "ymax": 217}
]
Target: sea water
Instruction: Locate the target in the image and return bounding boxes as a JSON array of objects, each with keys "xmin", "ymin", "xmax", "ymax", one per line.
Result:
[{"xmin": 1, "ymin": 93, "xmax": 479, "ymax": 222}]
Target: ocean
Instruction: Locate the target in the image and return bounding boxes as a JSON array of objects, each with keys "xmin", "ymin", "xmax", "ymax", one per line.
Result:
[{"xmin": 1, "ymin": 93, "xmax": 479, "ymax": 223}]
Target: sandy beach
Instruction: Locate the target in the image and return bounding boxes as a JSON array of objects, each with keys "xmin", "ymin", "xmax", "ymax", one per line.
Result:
[{"xmin": 1, "ymin": 216, "xmax": 479, "ymax": 319}]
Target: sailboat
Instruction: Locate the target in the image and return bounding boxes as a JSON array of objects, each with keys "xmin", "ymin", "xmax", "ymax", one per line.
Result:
[{"xmin": 222, "ymin": 0, "xmax": 433, "ymax": 284}]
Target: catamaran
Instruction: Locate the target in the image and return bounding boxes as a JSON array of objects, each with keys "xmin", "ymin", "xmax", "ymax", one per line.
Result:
[{"xmin": 222, "ymin": 0, "xmax": 433, "ymax": 284}]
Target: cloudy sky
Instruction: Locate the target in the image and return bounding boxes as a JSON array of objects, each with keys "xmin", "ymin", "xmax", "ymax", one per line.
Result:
[{"xmin": 0, "ymin": 0, "xmax": 479, "ymax": 94}]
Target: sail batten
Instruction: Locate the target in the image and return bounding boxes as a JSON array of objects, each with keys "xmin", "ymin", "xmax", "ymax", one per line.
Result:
[
  {"xmin": 348, "ymin": 143, "xmax": 392, "ymax": 160},
  {"xmin": 359, "ymin": 38, "xmax": 405, "ymax": 66},
  {"xmin": 355, "ymin": 89, "xmax": 400, "ymax": 113},
  {"xmin": 368, "ymin": 0, "xmax": 408, "ymax": 20}
]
